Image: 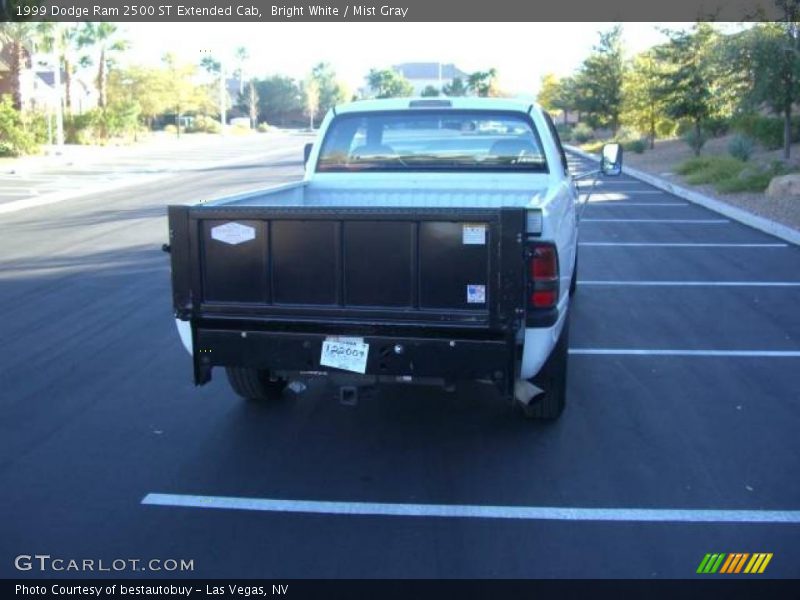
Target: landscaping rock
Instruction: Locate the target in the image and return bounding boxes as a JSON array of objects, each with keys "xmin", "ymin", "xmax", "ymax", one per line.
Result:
[{"xmin": 766, "ymin": 174, "xmax": 800, "ymax": 198}]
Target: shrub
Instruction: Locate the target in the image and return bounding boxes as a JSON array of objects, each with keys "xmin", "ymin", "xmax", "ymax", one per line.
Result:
[
  {"xmin": 676, "ymin": 119, "xmax": 694, "ymax": 136},
  {"xmin": 716, "ymin": 161, "xmax": 789, "ymax": 193},
  {"xmin": 554, "ymin": 123, "xmax": 572, "ymax": 142},
  {"xmin": 555, "ymin": 122, "xmax": 572, "ymax": 136},
  {"xmin": 187, "ymin": 115, "xmax": 221, "ymax": 134},
  {"xmin": 674, "ymin": 155, "xmax": 788, "ymax": 193},
  {"xmin": 572, "ymin": 122, "xmax": 593, "ymax": 143},
  {"xmin": 677, "ymin": 156, "xmax": 744, "ymax": 186},
  {"xmin": 23, "ymin": 111, "xmax": 50, "ymax": 144},
  {"xmin": 683, "ymin": 128, "xmax": 708, "ymax": 156},
  {"xmin": 623, "ymin": 139, "xmax": 647, "ymax": 154},
  {"xmin": 257, "ymin": 122, "xmax": 271, "ymax": 133},
  {"xmin": 230, "ymin": 121, "xmax": 252, "ymax": 135},
  {"xmin": 581, "ymin": 140, "xmax": 605, "ymax": 154},
  {"xmin": 615, "ymin": 126, "xmax": 639, "ymax": 143},
  {"xmin": 163, "ymin": 124, "xmax": 178, "ymax": 134},
  {"xmin": 728, "ymin": 134, "xmax": 755, "ymax": 162},
  {"xmin": 0, "ymin": 95, "xmax": 39, "ymax": 156},
  {"xmin": 655, "ymin": 118, "xmax": 678, "ymax": 138},
  {"xmin": 731, "ymin": 114, "xmax": 800, "ymax": 150},
  {"xmin": 705, "ymin": 116, "xmax": 730, "ymax": 137}
]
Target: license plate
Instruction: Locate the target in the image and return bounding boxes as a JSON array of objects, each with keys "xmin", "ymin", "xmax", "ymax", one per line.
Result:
[{"xmin": 320, "ymin": 337, "xmax": 369, "ymax": 374}]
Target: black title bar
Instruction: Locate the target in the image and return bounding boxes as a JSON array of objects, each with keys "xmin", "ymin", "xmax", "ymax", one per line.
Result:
[{"xmin": 0, "ymin": 0, "xmax": 789, "ymax": 22}]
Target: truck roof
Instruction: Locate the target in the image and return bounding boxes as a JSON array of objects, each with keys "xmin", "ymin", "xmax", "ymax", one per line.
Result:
[{"xmin": 334, "ymin": 97, "xmax": 540, "ymax": 115}]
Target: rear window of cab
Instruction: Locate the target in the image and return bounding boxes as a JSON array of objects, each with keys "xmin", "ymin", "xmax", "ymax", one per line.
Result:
[{"xmin": 316, "ymin": 110, "xmax": 549, "ymax": 173}]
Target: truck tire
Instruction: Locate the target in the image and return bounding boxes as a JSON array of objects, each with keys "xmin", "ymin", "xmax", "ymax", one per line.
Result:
[
  {"xmin": 520, "ymin": 314, "xmax": 569, "ymax": 420},
  {"xmin": 569, "ymin": 255, "xmax": 578, "ymax": 296},
  {"xmin": 225, "ymin": 367, "xmax": 287, "ymax": 401}
]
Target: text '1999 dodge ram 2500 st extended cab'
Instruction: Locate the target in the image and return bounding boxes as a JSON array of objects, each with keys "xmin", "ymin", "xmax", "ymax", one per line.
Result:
[{"xmin": 166, "ymin": 97, "xmax": 622, "ymax": 420}]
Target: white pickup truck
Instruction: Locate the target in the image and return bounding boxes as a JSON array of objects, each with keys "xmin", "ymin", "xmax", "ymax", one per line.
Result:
[{"xmin": 166, "ymin": 97, "xmax": 622, "ymax": 420}]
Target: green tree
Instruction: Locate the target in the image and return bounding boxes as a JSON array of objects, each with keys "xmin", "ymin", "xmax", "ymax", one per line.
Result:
[
  {"xmin": 575, "ymin": 25, "xmax": 626, "ymax": 134},
  {"xmin": 161, "ymin": 52, "xmax": 202, "ymax": 137},
  {"xmin": 253, "ymin": 75, "xmax": 303, "ymax": 125},
  {"xmin": 0, "ymin": 94, "xmax": 37, "ymax": 155},
  {"xmin": 0, "ymin": 23, "xmax": 35, "ymax": 110},
  {"xmin": 537, "ymin": 73, "xmax": 561, "ymax": 112},
  {"xmin": 310, "ymin": 62, "xmax": 346, "ymax": 118},
  {"xmin": 234, "ymin": 46, "xmax": 249, "ymax": 96},
  {"xmin": 621, "ymin": 49, "xmax": 668, "ymax": 148},
  {"xmin": 77, "ymin": 23, "xmax": 127, "ymax": 109},
  {"xmin": 726, "ymin": 17, "xmax": 800, "ymax": 159},
  {"xmin": 108, "ymin": 66, "xmax": 170, "ymax": 129},
  {"xmin": 366, "ymin": 68, "xmax": 414, "ymax": 98},
  {"xmin": 420, "ymin": 85, "xmax": 440, "ymax": 97},
  {"xmin": 467, "ymin": 69, "xmax": 497, "ymax": 97},
  {"xmin": 654, "ymin": 23, "xmax": 723, "ymax": 155},
  {"xmin": 442, "ymin": 77, "xmax": 467, "ymax": 96},
  {"xmin": 35, "ymin": 23, "xmax": 80, "ymax": 114}
]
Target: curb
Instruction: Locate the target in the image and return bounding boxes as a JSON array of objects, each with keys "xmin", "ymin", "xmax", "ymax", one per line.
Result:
[{"xmin": 565, "ymin": 144, "xmax": 800, "ymax": 247}]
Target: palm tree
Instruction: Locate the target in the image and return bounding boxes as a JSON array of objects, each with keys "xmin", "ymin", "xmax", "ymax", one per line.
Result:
[
  {"xmin": 234, "ymin": 46, "xmax": 249, "ymax": 95},
  {"xmin": 35, "ymin": 23, "xmax": 81, "ymax": 115},
  {"xmin": 0, "ymin": 22, "xmax": 35, "ymax": 110},
  {"xmin": 77, "ymin": 22, "xmax": 127, "ymax": 109}
]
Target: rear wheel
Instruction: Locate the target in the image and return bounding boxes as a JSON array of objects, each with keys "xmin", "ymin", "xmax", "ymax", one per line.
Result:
[
  {"xmin": 569, "ymin": 255, "xmax": 578, "ymax": 296},
  {"xmin": 225, "ymin": 367, "xmax": 288, "ymax": 401},
  {"xmin": 519, "ymin": 314, "xmax": 570, "ymax": 420}
]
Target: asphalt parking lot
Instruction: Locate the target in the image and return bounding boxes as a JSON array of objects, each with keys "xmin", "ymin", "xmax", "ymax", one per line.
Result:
[{"xmin": 0, "ymin": 143, "xmax": 798, "ymax": 578}]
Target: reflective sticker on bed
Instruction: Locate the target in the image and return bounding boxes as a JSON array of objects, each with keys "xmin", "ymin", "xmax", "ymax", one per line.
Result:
[
  {"xmin": 211, "ymin": 222, "xmax": 256, "ymax": 245},
  {"xmin": 462, "ymin": 224, "xmax": 486, "ymax": 245},
  {"xmin": 467, "ymin": 284, "xmax": 486, "ymax": 304}
]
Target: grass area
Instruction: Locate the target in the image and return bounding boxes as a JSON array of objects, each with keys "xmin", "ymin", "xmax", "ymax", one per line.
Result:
[{"xmin": 676, "ymin": 156, "xmax": 790, "ymax": 193}]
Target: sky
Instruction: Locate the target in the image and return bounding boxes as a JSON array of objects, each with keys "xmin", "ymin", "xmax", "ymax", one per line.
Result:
[{"xmin": 117, "ymin": 22, "xmax": 709, "ymax": 97}]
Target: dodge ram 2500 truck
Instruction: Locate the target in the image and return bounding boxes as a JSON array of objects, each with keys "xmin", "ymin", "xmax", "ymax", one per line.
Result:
[{"xmin": 166, "ymin": 97, "xmax": 622, "ymax": 420}]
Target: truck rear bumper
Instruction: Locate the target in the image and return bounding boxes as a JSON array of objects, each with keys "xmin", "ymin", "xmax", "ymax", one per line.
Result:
[{"xmin": 192, "ymin": 326, "xmax": 515, "ymax": 388}]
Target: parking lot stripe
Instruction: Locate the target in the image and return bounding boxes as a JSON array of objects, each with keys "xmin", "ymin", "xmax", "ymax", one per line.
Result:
[
  {"xmin": 585, "ymin": 202, "xmax": 689, "ymax": 207},
  {"xmin": 579, "ymin": 280, "xmax": 800, "ymax": 287},
  {"xmin": 569, "ymin": 349, "xmax": 800, "ymax": 357},
  {"xmin": 593, "ymin": 191, "xmax": 668, "ymax": 195},
  {"xmin": 141, "ymin": 493, "xmax": 800, "ymax": 523},
  {"xmin": 582, "ymin": 218, "xmax": 729, "ymax": 223},
  {"xmin": 579, "ymin": 243, "xmax": 788, "ymax": 248}
]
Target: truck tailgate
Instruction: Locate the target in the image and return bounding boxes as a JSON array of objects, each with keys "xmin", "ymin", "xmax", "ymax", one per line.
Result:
[{"xmin": 168, "ymin": 205, "xmax": 526, "ymax": 333}]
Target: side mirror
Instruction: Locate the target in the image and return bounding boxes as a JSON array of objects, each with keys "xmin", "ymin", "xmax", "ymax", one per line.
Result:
[
  {"xmin": 601, "ymin": 143, "xmax": 623, "ymax": 176},
  {"xmin": 303, "ymin": 143, "xmax": 313, "ymax": 167}
]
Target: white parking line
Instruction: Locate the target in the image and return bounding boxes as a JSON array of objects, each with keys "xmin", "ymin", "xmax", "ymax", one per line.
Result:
[
  {"xmin": 580, "ymin": 243, "xmax": 788, "ymax": 248},
  {"xmin": 570, "ymin": 349, "xmax": 800, "ymax": 357},
  {"xmin": 582, "ymin": 219, "xmax": 729, "ymax": 224},
  {"xmin": 593, "ymin": 191, "xmax": 666, "ymax": 195},
  {"xmin": 580, "ymin": 280, "xmax": 800, "ymax": 287},
  {"xmin": 584, "ymin": 203, "xmax": 688, "ymax": 207},
  {"xmin": 141, "ymin": 493, "xmax": 800, "ymax": 523}
]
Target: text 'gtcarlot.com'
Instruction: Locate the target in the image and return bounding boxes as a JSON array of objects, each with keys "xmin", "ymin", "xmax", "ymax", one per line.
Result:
[{"xmin": 14, "ymin": 554, "xmax": 194, "ymax": 572}]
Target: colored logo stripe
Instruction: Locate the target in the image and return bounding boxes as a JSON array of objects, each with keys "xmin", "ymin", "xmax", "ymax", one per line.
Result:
[
  {"xmin": 744, "ymin": 553, "xmax": 773, "ymax": 574},
  {"xmin": 697, "ymin": 553, "xmax": 725, "ymax": 573},
  {"xmin": 698, "ymin": 553, "xmax": 773, "ymax": 574},
  {"xmin": 720, "ymin": 553, "xmax": 749, "ymax": 573}
]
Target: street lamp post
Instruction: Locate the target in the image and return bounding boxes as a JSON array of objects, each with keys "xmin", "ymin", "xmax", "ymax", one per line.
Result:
[{"xmin": 219, "ymin": 57, "xmax": 227, "ymax": 135}]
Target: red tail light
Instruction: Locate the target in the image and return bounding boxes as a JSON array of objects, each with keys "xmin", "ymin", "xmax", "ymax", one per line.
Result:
[
  {"xmin": 527, "ymin": 242, "xmax": 559, "ymax": 311},
  {"xmin": 531, "ymin": 245, "xmax": 558, "ymax": 280}
]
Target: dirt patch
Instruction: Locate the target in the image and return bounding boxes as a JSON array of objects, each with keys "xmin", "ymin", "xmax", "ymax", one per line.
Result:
[{"xmin": 622, "ymin": 136, "xmax": 800, "ymax": 233}]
